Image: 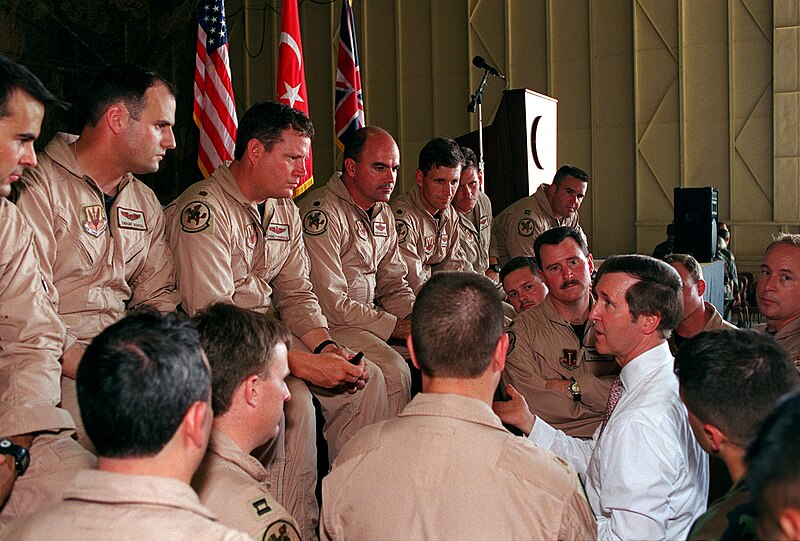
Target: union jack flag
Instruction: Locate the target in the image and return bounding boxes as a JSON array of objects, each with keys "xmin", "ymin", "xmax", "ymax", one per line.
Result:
[
  {"xmin": 335, "ymin": 0, "xmax": 365, "ymax": 149},
  {"xmin": 194, "ymin": 0, "xmax": 237, "ymax": 177}
]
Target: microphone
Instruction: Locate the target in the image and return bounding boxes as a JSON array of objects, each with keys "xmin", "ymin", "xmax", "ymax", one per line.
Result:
[{"xmin": 472, "ymin": 56, "xmax": 506, "ymax": 79}]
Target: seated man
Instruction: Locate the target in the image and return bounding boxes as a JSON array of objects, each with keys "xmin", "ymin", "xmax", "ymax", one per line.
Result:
[
  {"xmin": 746, "ymin": 390, "xmax": 800, "ymax": 541},
  {"xmin": 675, "ymin": 329, "xmax": 798, "ymax": 540},
  {"xmin": 391, "ymin": 137, "xmax": 469, "ymax": 294},
  {"xmin": 321, "ymin": 272, "xmax": 596, "ymax": 540},
  {"xmin": 499, "ymin": 256, "xmax": 548, "ymax": 314},
  {"xmin": 756, "ymin": 233, "xmax": 800, "ymax": 369},
  {"xmin": 717, "ymin": 222, "xmax": 740, "ymax": 319},
  {"xmin": 192, "ymin": 303, "xmax": 300, "ymax": 540},
  {"xmin": 492, "ymin": 164, "xmax": 588, "ymax": 266},
  {"xmin": 502, "ymin": 227, "xmax": 617, "ymax": 438},
  {"xmin": 665, "ymin": 253, "xmax": 736, "ymax": 353},
  {"xmin": 496, "ymin": 255, "xmax": 708, "ymax": 540},
  {"xmin": 1, "ymin": 311, "xmax": 251, "ymax": 540},
  {"xmin": 0, "ymin": 55, "xmax": 95, "ymax": 524}
]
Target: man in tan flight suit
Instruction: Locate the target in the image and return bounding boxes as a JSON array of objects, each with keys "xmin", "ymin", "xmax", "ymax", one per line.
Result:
[
  {"xmin": 192, "ymin": 304, "xmax": 300, "ymax": 540},
  {"xmin": 500, "ymin": 256, "xmax": 549, "ymax": 315},
  {"xmin": 665, "ymin": 253, "xmax": 736, "ymax": 354},
  {"xmin": 503, "ymin": 227, "xmax": 618, "ymax": 438},
  {"xmin": 165, "ymin": 101, "xmax": 387, "ymax": 541},
  {"xmin": 756, "ymin": 233, "xmax": 800, "ymax": 370},
  {"xmin": 391, "ymin": 137, "xmax": 469, "ymax": 294},
  {"xmin": 1, "ymin": 312, "xmax": 252, "ymax": 541},
  {"xmin": 300, "ymin": 127, "xmax": 414, "ymax": 415},
  {"xmin": 0, "ymin": 56, "xmax": 95, "ymax": 526},
  {"xmin": 492, "ymin": 164, "xmax": 589, "ymax": 266},
  {"xmin": 321, "ymin": 272, "xmax": 597, "ymax": 541},
  {"xmin": 15, "ymin": 64, "xmax": 181, "ymax": 449}
]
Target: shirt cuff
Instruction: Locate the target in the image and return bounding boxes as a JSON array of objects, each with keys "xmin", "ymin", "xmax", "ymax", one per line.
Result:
[{"xmin": 528, "ymin": 416, "xmax": 558, "ymax": 449}]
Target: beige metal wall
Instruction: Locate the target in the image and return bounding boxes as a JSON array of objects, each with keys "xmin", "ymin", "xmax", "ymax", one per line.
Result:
[{"xmin": 226, "ymin": 0, "xmax": 795, "ymax": 270}]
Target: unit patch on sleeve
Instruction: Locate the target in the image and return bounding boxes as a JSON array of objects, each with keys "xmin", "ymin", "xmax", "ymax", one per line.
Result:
[
  {"xmin": 517, "ymin": 218, "xmax": 535, "ymax": 237},
  {"xmin": 266, "ymin": 223, "xmax": 290, "ymax": 241},
  {"xmin": 259, "ymin": 520, "xmax": 301, "ymax": 541},
  {"xmin": 303, "ymin": 209, "xmax": 328, "ymax": 236},
  {"xmin": 117, "ymin": 207, "xmax": 147, "ymax": 231},
  {"xmin": 180, "ymin": 201, "xmax": 212, "ymax": 233},
  {"xmin": 81, "ymin": 204, "xmax": 108, "ymax": 238},
  {"xmin": 396, "ymin": 219, "xmax": 409, "ymax": 243}
]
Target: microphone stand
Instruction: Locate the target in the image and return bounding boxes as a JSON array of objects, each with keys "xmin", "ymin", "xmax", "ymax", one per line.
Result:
[{"xmin": 467, "ymin": 69, "xmax": 490, "ymax": 178}]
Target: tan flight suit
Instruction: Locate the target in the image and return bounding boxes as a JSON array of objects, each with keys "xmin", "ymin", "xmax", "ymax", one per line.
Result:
[
  {"xmin": 193, "ymin": 429, "xmax": 300, "ymax": 540},
  {"xmin": 457, "ymin": 191, "xmax": 493, "ymax": 274},
  {"xmin": 669, "ymin": 302, "xmax": 737, "ymax": 354},
  {"xmin": 321, "ymin": 392, "xmax": 597, "ymax": 541},
  {"xmin": 300, "ymin": 173, "xmax": 414, "ymax": 415},
  {"xmin": 0, "ymin": 469, "xmax": 252, "ymax": 541},
  {"xmin": 0, "ymin": 198, "xmax": 95, "ymax": 526},
  {"xmin": 15, "ymin": 133, "xmax": 180, "ymax": 449},
  {"xmin": 491, "ymin": 183, "xmax": 584, "ymax": 266},
  {"xmin": 165, "ymin": 164, "xmax": 388, "ymax": 541},
  {"xmin": 757, "ymin": 315, "xmax": 800, "ymax": 372},
  {"xmin": 391, "ymin": 186, "xmax": 469, "ymax": 294},
  {"xmin": 503, "ymin": 295, "xmax": 619, "ymax": 438}
]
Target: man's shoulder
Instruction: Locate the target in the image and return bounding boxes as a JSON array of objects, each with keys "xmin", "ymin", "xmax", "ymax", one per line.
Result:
[{"xmin": 495, "ymin": 435, "xmax": 584, "ymax": 497}]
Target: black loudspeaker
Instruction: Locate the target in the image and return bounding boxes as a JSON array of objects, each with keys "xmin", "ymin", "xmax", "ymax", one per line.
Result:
[{"xmin": 674, "ymin": 187, "xmax": 718, "ymax": 263}]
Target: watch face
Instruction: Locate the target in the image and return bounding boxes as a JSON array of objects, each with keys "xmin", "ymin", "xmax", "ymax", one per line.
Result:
[{"xmin": 0, "ymin": 439, "xmax": 30, "ymax": 475}]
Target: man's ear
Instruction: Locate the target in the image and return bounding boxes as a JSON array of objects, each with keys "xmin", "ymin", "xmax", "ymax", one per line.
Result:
[
  {"xmin": 638, "ymin": 312, "xmax": 662, "ymax": 336},
  {"xmin": 406, "ymin": 335, "xmax": 421, "ymax": 370},
  {"xmin": 492, "ymin": 332, "xmax": 509, "ymax": 373},
  {"xmin": 105, "ymin": 103, "xmax": 128, "ymax": 135},
  {"xmin": 243, "ymin": 375, "xmax": 260, "ymax": 408},
  {"xmin": 415, "ymin": 169, "xmax": 424, "ymax": 188},
  {"xmin": 779, "ymin": 507, "xmax": 800, "ymax": 540},
  {"xmin": 696, "ymin": 279, "xmax": 707, "ymax": 298},
  {"xmin": 343, "ymin": 157, "xmax": 357, "ymax": 178},
  {"xmin": 183, "ymin": 400, "xmax": 210, "ymax": 450},
  {"xmin": 246, "ymin": 139, "xmax": 264, "ymax": 164},
  {"xmin": 704, "ymin": 423, "xmax": 728, "ymax": 454}
]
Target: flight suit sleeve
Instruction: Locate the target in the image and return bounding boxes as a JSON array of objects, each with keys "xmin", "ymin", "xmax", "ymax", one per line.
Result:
[
  {"xmin": 571, "ymin": 372, "xmax": 614, "ymax": 411},
  {"xmin": 302, "ymin": 202, "xmax": 397, "ymax": 340},
  {"xmin": 503, "ymin": 211, "xmax": 541, "ymax": 261},
  {"xmin": 395, "ymin": 211, "xmax": 427, "ymax": 295},
  {"xmin": 127, "ymin": 201, "xmax": 179, "ymax": 313},
  {"xmin": 559, "ymin": 484, "xmax": 599, "ymax": 540}
]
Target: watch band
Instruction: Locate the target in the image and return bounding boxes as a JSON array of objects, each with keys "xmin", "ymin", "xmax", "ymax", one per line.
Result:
[
  {"xmin": 314, "ymin": 339, "xmax": 339, "ymax": 354},
  {"xmin": 0, "ymin": 438, "xmax": 30, "ymax": 476}
]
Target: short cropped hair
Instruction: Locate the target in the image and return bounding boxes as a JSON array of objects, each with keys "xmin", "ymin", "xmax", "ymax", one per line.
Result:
[
  {"xmin": 417, "ymin": 137, "xmax": 464, "ymax": 175},
  {"xmin": 765, "ymin": 232, "xmax": 800, "ymax": 255},
  {"xmin": 461, "ymin": 146, "xmax": 478, "ymax": 171},
  {"xmin": 552, "ymin": 164, "xmax": 589, "ymax": 189},
  {"xmin": 746, "ymin": 391, "xmax": 800, "ymax": 529},
  {"xmin": 664, "ymin": 253, "xmax": 704, "ymax": 284},
  {"xmin": 675, "ymin": 329, "xmax": 798, "ymax": 445},
  {"xmin": 534, "ymin": 226, "xmax": 589, "ymax": 266},
  {"xmin": 411, "ymin": 272, "xmax": 504, "ymax": 378},
  {"xmin": 234, "ymin": 101, "xmax": 314, "ymax": 160},
  {"xmin": 81, "ymin": 64, "xmax": 175, "ymax": 127},
  {"xmin": 500, "ymin": 256, "xmax": 541, "ymax": 284},
  {"xmin": 193, "ymin": 303, "xmax": 292, "ymax": 416},
  {"xmin": 77, "ymin": 311, "xmax": 209, "ymax": 459},
  {"xmin": 343, "ymin": 126, "xmax": 392, "ymax": 163},
  {"xmin": 0, "ymin": 55, "xmax": 67, "ymax": 117},
  {"xmin": 594, "ymin": 255, "xmax": 683, "ymax": 338}
]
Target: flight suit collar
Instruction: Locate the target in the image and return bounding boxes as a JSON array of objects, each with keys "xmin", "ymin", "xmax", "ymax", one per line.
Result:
[
  {"xmin": 533, "ymin": 183, "xmax": 558, "ymax": 221},
  {"xmin": 398, "ymin": 392, "xmax": 508, "ymax": 433},
  {"xmin": 207, "ymin": 428, "xmax": 268, "ymax": 483},
  {"xmin": 44, "ymin": 132, "xmax": 136, "ymax": 196},
  {"xmin": 212, "ymin": 163, "xmax": 268, "ymax": 225}
]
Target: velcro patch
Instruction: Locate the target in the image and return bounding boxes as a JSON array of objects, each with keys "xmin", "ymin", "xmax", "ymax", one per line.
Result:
[
  {"xmin": 559, "ymin": 349, "xmax": 580, "ymax": 370},
  {"xmin": 81, "ymin": 204, "xmax": 108, "ymax": 238},
  {"xmin": 355, "ymin": 220, "xmax": 369, "ymax": 240},
  {"xmin": 440, "ymin": 231, "xmax": 449, "ymax": 248},
  {"xmin": 583, "ymin": 349, "xmax": 614, "ymax": 362},
  {"xmin": 373, "ymin": 221, "xmax": 388, "ymax": 237},
  {"xmin": 180, "ymin": 201, "xmax": 212, "ymax": 233},
  {"xmin": 396, "ymin": 219, "xmax": 409, "ymax": 243},
  {"xmin": 518, "ymin": 218, "xmax": 535, "ymax": 237},
  {"xmin": 245, "ymin": 223, "xmax": 258, "ymax": 250},
  {"xmin": 259, "ymin": 520, "xmax": 301, "ymax": 541},
  {"xmin": 303, "ymin": 209, "xmax": 328, "ymax": 236},
  {"xmin": 424, "ymin": 235, "xmax": 435, "ymax": 253},
  {"xmin": 266, "ymin": 223, "xmax": 290, "ymax": 241},
  {"xmin": 117, "ymin": 207, "xmax": 146, "ymax": 231},
  {"xmin": 479, "ymin": 214, "xmax": 489, "ymax": 229},
  {"xmin": 250, "ymin": 497, "xmax": 273, "ymax": 519}
]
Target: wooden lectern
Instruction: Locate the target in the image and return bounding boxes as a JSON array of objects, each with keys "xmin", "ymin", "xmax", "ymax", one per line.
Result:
[{"xmin": 455, "ymin": 88, "xmax": 558, "ymax": 215}]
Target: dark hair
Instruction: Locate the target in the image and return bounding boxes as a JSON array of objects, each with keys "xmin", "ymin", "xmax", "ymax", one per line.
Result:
[
  {"xmin": 77, "ymin": 310, "xmax": 209, "ymax": 458},
  {"xmin": 533, "ymin": 226, "xmax": 589, "ymax": 266},
  {"xmin": 666, "ymin": 223, "xmax": 675, "ymax": 237},
  {"xmin": 552, "ymin": 164, "xmax": 589, "ymax": 189},
  {"xmin": 461, "ymin": 146, "xmax": 478, "ymax": 171},
  {"xmin": 234, "ymin": 101, "xmax": 314, "ymax": 160},
  {"xmin": 411, "ymin": 272, "xmax": 504, "ymax": 378},
  {"xmin": 193, "ymin": 303, "xmax": 292, "ymax": 416},
  {"xmin": 746, "ymin": 391, "xmax": 800, "ymax": 527},
  {"xmin": 343, "ymin": 126, "xmax": 392, "ymax": 163},
  {"xmin": 417, "ymin": 137, "xmax": 464, "ymax": 174},
  {"xmin": 675, "ymin": 329, "xmax": 798, "ymax": 445},
  {"xmin": 80, "ymin": 64, "xmax": 175, "ymax": 127},
  {"xmin": 594, "ymin": 255, "xmax": 683, "ymax": 338},
  {"xmin": 0, "ymin": 54, "xmax": 67, "ymax": 117},
  {"xmin": 717, "ymin": 222, "xmax": 730, "ymax": 241},
  {"xmin": 500, "ymin": 256, "xmax": 541, "ymax": 284},
  {"xmin": 664, "ymin": 253, "xmax": 703, "ymax": 284}
]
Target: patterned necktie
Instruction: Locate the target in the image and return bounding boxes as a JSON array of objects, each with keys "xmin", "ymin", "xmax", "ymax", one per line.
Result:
[{"xmin": 599, "ymin": 376, "xmax": 623, "ymax": 438}]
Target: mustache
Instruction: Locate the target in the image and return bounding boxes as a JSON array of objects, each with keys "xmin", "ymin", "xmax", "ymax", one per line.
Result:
[{"xmin": 560, "ymin": 279, "xmax": 582, "ymax": 289}]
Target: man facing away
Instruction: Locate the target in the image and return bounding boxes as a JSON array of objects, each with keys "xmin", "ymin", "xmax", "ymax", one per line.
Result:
[
  {"xmin": 0, "ymin": 55, "xmax": 95, "ymax": 525},
  {"xmin": 321, "ymin": 272, "xmax": 597, "ymax": 541},
  {"xmin": 491, "ymin": 164, "xmax": 588, "ymax": 266},
  {"xmin": 300, "ymin": 126, "xmax": 414, "ymax": 415},
  {"xmin": 15, "ymin": 64, "xmax": 181, "ymax": 449},
  {"xmin": 1, "ymin": 311, "xmax": 251, "ymax": 541},
  {"xmin": 495, "ymin": 254, "xmax": 708, "ymax": 540},
  {"xmin": 192, "ymin": 303, "xmax": 300, "ymax": 540},
  {"xmin": 675, "ymin": 329, "xmax": 798, "ymax": 540}
]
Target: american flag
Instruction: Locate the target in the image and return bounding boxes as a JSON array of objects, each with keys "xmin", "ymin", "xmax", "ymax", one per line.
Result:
[
  {"xmin": 335, "ymin": 0, "xmax": 365, "ymax": 149},
  {"xmin": 194, "ymin": 0, "xmax": 237, "ymax": 178}
]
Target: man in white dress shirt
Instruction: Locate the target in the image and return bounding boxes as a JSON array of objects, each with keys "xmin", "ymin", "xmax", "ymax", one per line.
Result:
[{"xmin": 495, "ymin": 254, "xmax": 708, "ymax": 540}]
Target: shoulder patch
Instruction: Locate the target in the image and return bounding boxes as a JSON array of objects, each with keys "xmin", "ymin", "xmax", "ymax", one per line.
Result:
[
  {"xmin": 507, "ymin": 331, "xmax": 516, "ymax": 354},
  {"xmin": 180, "ymin": 201, "xmax": 212, "ymax": 233},
  {"xmin": 517, "ymin": 218, "xmax": 535, "ymax": 237},
  {"xmin": 303, "ymin": 209, "xmax": 328, "ymax": 236},
  {"xmin": 396, "ymin": 219, "xmax": 409, "ymax": 243},
  {"xmin": 81, "ymin": 204, "xmax": 108, "ymax": 238},
  {"xmin": 250, "ymin": 497, "xmax": 274, "ymax": 519},
  {"xmin": 259, "ymin": 520, "xmax": 301, "ymax": 541}
]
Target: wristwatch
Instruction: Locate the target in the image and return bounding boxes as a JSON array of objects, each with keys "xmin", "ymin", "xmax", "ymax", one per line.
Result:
[
  {"xmin": 487, "ymin": 264, "xmax": 502, "ymax": 274},
  {"xmin": 569, "ymin": 378, "xmax": 582, "ymax": 402},
  {"xmin": 0, "ymin": 438, "xmax": 30, "ymax": 476}
]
